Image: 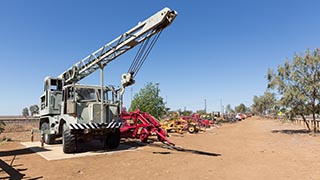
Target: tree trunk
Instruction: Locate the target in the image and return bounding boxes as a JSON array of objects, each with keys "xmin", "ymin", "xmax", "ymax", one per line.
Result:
[
  {"xmin": 311, "ymin": 97, "xmax": 317, "ymax": 133},
  {"xmin": 312, "ymin": 112, "xmax": 317, "ymax": 133},
  {"xmin": 301, "ymin": 114, "xmax": 311, "ymax": 132}
]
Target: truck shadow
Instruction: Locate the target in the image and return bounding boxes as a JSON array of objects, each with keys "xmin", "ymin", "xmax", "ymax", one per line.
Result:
[{"xmin": 74, "ymin": 139, "xmax": 141, "ymax": 153}]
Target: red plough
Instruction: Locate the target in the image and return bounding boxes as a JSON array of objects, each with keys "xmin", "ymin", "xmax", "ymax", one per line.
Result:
[
  {"xmin": 181, "ymin": 114, "xmax": 214, "ymax": 128},
  {"xmin": 120, "ymin": 109, "xmax": 174, "ymax": 145}
]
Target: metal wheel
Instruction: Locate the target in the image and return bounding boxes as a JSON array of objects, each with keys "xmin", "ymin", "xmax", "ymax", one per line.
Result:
[
  {"xmin": 40, "ymin": 122, "xmax": 55, "ymax": 144},
  {"xmin": 187, "ymin": 125, "xmax": 196, "ymax": 133}
]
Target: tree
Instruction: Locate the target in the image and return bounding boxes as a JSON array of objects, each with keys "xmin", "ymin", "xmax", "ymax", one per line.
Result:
[
  {"xmin": 22, "ymin": 107, "xmax": 29, "ymax": 117},
  {"xmin": 129, "ymin": 82, "xmax": 166, "ymax": 118},
  {"xmin": 225, "ymin": 104, "xmax": 234, "ymax": 114},
  {"xmin": 0, "ymin": 121, "xmax": 5, "ymax": 134},
  {"xmin": 251, "ymin": 92, "xmax": 276, "ymax": 115},
  {"xmin": 235, "ymin": 103, "xmax": 247, "ymax": 113},
  {"xmin": 196, "ymin": 110, "xmax": 206, "ymax": 115},
  {"xmin": 29, "ymin": 105, "xmax": 39, "ymax": 116},
  {"xmin": 181, "ymin": 110, "xmax": 193, "ymax": 116},
  {"xmin": 252, "ymin": 95, "xmax": 264, "ymax": 115},
  {"xmin": 268, "ymin": 48, "xmax": 320, "ymax": 132}
]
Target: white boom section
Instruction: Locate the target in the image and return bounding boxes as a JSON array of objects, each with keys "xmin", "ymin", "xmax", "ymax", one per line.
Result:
[{"xmin": 59, "ymin": 7, "xmax": 177, "ymax": 85}]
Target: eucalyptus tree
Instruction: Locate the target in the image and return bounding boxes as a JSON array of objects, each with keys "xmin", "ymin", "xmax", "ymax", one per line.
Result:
[
  {"xmin": 268, "ymin": 49, "xmax": 320, "ymax": 132},
  {"xmin": 0, "ymin": 121, "xmax": 5, "ymax": 134},
  {"xmin": 29, "ymin": 105, "xmax": 39, "ymax": 116},
  {"xmin": 235, "ymin": 103, "xmax": 247, "ymax": 113},
  {"xmin": 252, "ymin": 92, "xmax": 276, "ymax": 115},
  {"xmin": 22, "ymin": 107, "xmax": 29, "ymax": 117},
  {"xmin": 225, "ymin": 104, "xmax": 234, "ymax": 114},
  {"xmin": 129, "ymin": 82, "xmax": 166, "ymax": 118}
]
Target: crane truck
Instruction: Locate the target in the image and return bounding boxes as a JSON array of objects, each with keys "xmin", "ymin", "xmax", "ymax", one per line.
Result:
[{"xmin": 39, "ymin": 7, "xmax": 177, "ymax": 153}]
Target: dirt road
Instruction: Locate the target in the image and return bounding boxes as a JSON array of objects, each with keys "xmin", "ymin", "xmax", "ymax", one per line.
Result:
[{"xmin": 1, "ymin": 117, "xmax": 320, "ymax": 180}]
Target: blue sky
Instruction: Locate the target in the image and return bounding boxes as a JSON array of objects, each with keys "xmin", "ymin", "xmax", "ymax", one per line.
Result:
[{"xmin": 1, "ymin": 0, "xmax": 320, "ymax": 115}]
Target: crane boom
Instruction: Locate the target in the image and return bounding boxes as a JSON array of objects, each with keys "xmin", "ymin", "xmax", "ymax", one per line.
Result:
[
  {"xmin": 39, "ymin": 7, "xmax": 177, "ymax": 153},
  {"xmin": 59, "ymin": 7, "xmax": 177, "ymax": 85}
]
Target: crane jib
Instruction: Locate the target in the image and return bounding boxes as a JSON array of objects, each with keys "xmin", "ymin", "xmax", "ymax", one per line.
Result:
[{"xmin": 59, "ymin": 7, "xmax": 177, "ymax": 85}]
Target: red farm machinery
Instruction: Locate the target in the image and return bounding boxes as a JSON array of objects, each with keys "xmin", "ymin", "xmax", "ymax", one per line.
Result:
[{"xmin": 120, "ymin": 109, "xmax": 174, "ymax": 145}]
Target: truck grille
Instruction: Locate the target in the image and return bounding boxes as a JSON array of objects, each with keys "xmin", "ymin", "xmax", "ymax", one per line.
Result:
[{"xmin": 69, "ymin": 122, "xmax": 123, "ymax": 130}]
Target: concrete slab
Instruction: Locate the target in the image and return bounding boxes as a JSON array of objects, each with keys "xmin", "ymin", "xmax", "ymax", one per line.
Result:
[{"xmin": 21, "ymin": 141, "xmax": 140, "ymax": 161}]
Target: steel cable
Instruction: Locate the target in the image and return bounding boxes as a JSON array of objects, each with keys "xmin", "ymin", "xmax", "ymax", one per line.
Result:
[{"xmin": 128, "ymin": 30, "xmax": 163, "ymax": 77}]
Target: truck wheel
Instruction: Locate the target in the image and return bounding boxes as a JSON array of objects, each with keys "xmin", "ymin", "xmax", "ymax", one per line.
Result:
[
  {"xmin": 40, "ymin": 122, "xmax": 55, "ymax": 144},
  {"xmin": 187, "ymin": 125, "xmax": 196, "ymax": 133},
  {"xmin": 106, "ymin": 129, "xmax": 120, "ymax": 149},
  {"xmin": 62, "ymin": 123, "xmax": 76, "ymax": 153},
  {"xmin": 195, "ymin": 126, "xmax": 199, "ymax": 133}
]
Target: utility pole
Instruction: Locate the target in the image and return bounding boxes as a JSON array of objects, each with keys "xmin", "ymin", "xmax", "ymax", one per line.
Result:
[
  {"xmin": 204, "ymin": 99, "xmax": 207, "ymax": 113},
  {"xmin": 155, "ymin": 82, "xmax": 159, "ymax": 118},
  {"xmin": 220, "ymin": 99, "xmax": 223, "ymax": 114}
]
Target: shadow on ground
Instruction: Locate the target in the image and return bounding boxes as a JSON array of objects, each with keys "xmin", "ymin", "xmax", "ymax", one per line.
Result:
[
  {"xmin": 139, "ymin": 141, "xmax": 222, "ymax": 157},
  {"xmin": 0, "ymin": 147, "xmax": 50, "ymax": 157},
  {"xmin": 271, "ymin": 129, "xmax": 312, "ymax": 134},
  {"xmin": 74, "ymin": 140, "xmax": 142, "ymax": 153},
  {"xmin": 0, "ymin": 157, "xmax": 43, "ymax": 180}
]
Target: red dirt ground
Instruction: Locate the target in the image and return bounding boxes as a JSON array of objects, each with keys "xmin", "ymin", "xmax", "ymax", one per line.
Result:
[{"xmin": 1, "ymin": 117, "xmax": 320, "ymax": 180}]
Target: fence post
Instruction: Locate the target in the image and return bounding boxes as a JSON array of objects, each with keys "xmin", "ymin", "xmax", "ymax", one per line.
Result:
[{"xmin": 30, "ymin": 129, "xmax": 34, "ymax": 142}]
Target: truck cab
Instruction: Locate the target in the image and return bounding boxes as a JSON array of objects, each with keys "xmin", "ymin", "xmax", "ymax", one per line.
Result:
[{"xmin": 39, "ymin": 77, "xmax": 122, "ymax": 153}]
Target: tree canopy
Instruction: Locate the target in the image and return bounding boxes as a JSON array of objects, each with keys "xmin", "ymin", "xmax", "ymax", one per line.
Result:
[
  {"xmin": 268, "ymin": 48, "xmax": 320, "ymax": 132},
  {"xmin": 235, "ymin": 103, "xmax": 247, "ymax": 113},
  {"xmin": 225, "ymin": 104, "xmax": 234, "ymax": 114},
  {"xmin": 129, "ymin": 82, "xmax": 166, "ymax": 118},
  {"xmin": 22, "ymin": 107, "xmax": 29, "ymax": 117},
  {"xmin": 181, "ymin": 110, "xmax": 193, "ymax": 116},
  {"xmin": 196, "ymin": 110, "xmax": 206, "ymax": 115},
  {"xmin": 29, "ymin": 105, "xmax": 39, "ymax": 116},
  {"xmin": 0, "ymin": 121, "xmax": 5, "ymax": 134},
  {"xmin": 252, "ymin": 92, "xmax": 276, "ymax": 115}
]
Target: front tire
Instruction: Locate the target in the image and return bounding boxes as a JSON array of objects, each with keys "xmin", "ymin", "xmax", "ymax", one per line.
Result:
[
  {"xmin": 188, "ymin": 125, "xmax": 196, "ymax": 133},
  {"xmin": 40, "ymin": 122, "xmax": 55, "ymax": 144},
  {"xmin": 62, "ymin": 123, "xmax": 76, "ymax": 153},
  {"xmin": 106, "ymin": 129, "xmax": 120, "ymax": 149}
]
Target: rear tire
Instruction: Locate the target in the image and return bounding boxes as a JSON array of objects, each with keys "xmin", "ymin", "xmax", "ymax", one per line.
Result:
[
  {"xmin": 62, "ymin": 123, "xmax": 76, "ymax": 153},
  {"xmin": 40, "ymin": 122, "xmax": 55, "ymax": 144},
  {"xmin": 187, "ymin": 125, "xmax": 196, "ymax": 133},
  {"xmin": 106, "ymin": 129, "xmax": 120, "ymax": 149},
  {"xmin": 195, "ymin": 126, "xmax": 199, "ymax": 133}
]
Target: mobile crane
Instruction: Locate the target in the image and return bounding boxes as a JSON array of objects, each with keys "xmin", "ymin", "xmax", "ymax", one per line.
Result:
[{"xmin": 39, "ymin": 7, "xmax": 177, "ymax": 153}]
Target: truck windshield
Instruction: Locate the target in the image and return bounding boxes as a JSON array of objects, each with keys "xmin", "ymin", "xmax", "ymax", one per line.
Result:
[
  {"xmin": 97, "ymin": 89, "xmax": 111, "ymax": 103},
  {"xmin": 75, "ymin": 88, "xmax": 97, "ymax": 102}
]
